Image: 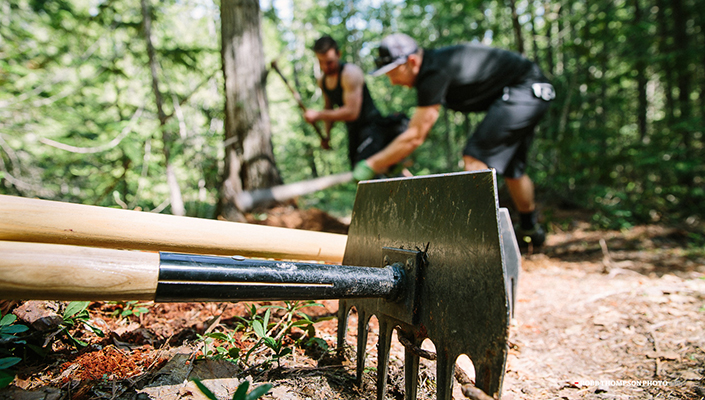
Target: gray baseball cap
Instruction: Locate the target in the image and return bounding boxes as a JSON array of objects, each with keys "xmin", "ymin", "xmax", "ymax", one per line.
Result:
[{"xmin": 370, "ymin": 33, "xmax": 419, "ymax": 76}]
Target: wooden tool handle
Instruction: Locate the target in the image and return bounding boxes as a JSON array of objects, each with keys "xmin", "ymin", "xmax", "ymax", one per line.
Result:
[
  {"xmin": 270, "ymin": 60, "xmax": 330, "ymax": 148},
  {"xmin": 0, "ymin": 195, "xmax": 346, "ymax": 263},
  {"xmin": 0, "ymin": 241, "xmax": 159, "ymax": 301}
]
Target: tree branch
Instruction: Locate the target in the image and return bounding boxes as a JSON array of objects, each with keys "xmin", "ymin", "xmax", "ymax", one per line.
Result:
[{"xmin": 39, "ymin": 106, "xmax": 144, "ymax": 154}]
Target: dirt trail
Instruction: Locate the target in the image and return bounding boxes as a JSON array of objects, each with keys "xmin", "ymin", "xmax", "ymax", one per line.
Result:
[{"xmin": 505, "ymin": 253, "xmax": 705, "ymax": 399}]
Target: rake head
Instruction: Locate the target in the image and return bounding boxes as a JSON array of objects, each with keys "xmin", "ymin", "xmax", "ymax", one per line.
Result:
[{"xmin": 337, "ymin": 170, "xmax": 512, "ymax": 399}]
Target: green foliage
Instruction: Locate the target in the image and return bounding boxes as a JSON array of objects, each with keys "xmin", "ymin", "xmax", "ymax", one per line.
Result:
[
  {"xmin": 0, "ymin": 313, "xmax": 29, "ymax": 342},
  {"xmin": 0, "ymin": 0, "xmax": 222, "ymax": 215},
  {"xmin": 59, "ymin": 302, "xmax": 104, "ymax": 348},
  {"xmin": 0, "ymin": 357, "xmax": 21, "ymax": 388},
  {"xmin": 192, "ymin": 379, "xmax": 272, "ymax": 400},
  {"xmin": 2, "ymin": 0, "xmax": 704, "ymax": 229},
  {"xmin": 197, "ymin": 301, "xmax": 331, "ymax": 370},
  {"xmin": 1, "ymin": 311, "xmax": 30, "ymax": 388},
  {"xmin": 109, "ymin": 301, "xmax": 151, "ymax": 319},
  {"xmin": 197, "ymin": 331, "xmax": 241, "ymax": 363}
]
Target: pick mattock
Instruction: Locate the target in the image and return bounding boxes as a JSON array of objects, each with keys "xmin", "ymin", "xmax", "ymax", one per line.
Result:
[{"xmin": 0, "ymin": 170, "xmax": 517, "ymax": 399}]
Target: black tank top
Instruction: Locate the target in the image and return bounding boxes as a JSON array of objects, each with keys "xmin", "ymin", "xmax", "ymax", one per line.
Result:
[{"xmin": 321, "ymin": 63, "xmax": 380, "ymax": 132}]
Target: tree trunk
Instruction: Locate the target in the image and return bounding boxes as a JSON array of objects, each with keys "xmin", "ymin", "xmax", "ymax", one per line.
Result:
[
  {"xmin": 544, "ymin": 1, "xmax": 555, "ymax": 76},
  {"xmin": 700, "ymin": 10, "xmax": 705, "ymax": 127},
  {"xmin": 529, "ymin": 3, "xmax": 539, "ymax": 63},
  {"xmin": 633, "ymin": 0, "xmax": 648, "ymax": 141},
  {"xmin": 507, "ymin": 0, "xmax": 525, "ymax": 55},
  {"xmin": 671, "ymin": 0, "xmax": 691, "ymax": 149},
  {"xmin": 140, "ymin": 0, "xmax": 185, "ymax": 216},
  {"xmin": 656, "ymin": 0, "xmax": 675, "ymax": 122},
  {"xmin": 219, "ymin": 0, "xmax": 282, "ymax": 222}
]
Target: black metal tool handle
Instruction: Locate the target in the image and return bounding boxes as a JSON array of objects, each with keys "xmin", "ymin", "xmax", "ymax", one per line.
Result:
[{"xmin": 155, "ymin": 252, "xmax": 405, "ymax": 302}]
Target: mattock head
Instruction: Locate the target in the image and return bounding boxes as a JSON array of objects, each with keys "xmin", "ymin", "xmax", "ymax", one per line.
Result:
[{"xmin": 337, "ymin": 170, "xmax": 510, "ymax": 399}]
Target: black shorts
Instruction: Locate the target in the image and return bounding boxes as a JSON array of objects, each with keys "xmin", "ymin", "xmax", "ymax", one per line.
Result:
[
  {"xmin": 349, "ymin": 113, "xmax": 409, "ymax": 166},
  {"xmin": 463, "ymin": 67, "xmax": 552, "ymax": 178}
]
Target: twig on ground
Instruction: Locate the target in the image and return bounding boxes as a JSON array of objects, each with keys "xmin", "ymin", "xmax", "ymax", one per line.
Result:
[
  {"xmin": 394, "ymin": 328, "xmax": 495, "ymax": 400},
  {"xmin": 647, "ymin": 328, "xmax": 661, "ymax": 377},
  {"xmin": 460, "ymin": 384, "xmax": 495, "ymax": 400},
  {"xmin": 600, "ymin": 238, "xmax": 612, "ymax": 273},
  {"xmin": 454, "ymin": 365, "xmax": 473, "ymax": 385},
  {"xmin": 395, "ymin": 328, "xmax": 436, "ymax": 360}
]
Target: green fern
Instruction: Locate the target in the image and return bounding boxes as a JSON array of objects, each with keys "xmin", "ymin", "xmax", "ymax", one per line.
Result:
[{"xmin": 192, "ymin": 379, "xmax": 272, "ymax": 400}]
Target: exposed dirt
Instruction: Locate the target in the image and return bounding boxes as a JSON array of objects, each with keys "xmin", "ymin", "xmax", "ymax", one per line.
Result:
[{"xmin": 1, "ymin": 207, "xmax": 704, "ymax": 400}]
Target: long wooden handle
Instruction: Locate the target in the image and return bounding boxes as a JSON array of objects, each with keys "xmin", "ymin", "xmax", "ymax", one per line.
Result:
[
  {"xmin": 270, "ymin": 60, "xmax": 330, "ymax": 147},
  {"xmin": 271, "ymin": 60, "xmax": 309, "ymax": 113},
  {"xmin": 0, "ymin": 241, "xmax": 159, "ymax": 301},
  {"xmin": 0, "ymin": 195, "xmax": 346, "ymax": 263}
]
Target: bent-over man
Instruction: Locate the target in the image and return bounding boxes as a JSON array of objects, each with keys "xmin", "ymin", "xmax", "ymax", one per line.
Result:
[{"xmin": 361, "ymin": 33, "xmax": 554, "ymax": 247}]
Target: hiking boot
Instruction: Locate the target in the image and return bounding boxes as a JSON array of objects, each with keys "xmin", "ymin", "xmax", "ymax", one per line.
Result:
[{"xmin": 516, "ymin": 224, "xmax": 546, "ymax": 248}]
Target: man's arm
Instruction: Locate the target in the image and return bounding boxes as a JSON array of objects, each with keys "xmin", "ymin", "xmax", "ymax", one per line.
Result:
[
  {"xmin": 304, "ymin": 65, "xmax": 364, "ymax": 123},
  {"xmin": 366, "ymin": 104, "xmax": 441, "ymax": 173}
]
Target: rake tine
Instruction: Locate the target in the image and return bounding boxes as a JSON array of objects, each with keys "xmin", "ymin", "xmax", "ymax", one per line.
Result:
[
  {"xmin": 375, "ymin": 319, "xmax": 393, "ymax": 400},
  {"xmin": 401, "ymin": 330, "xmax": 421, "ymax": 400},
  {"xmin": 356, "ymin": 308, "xmax": 370, "ymax": 385},
  {"xmin": 474, "ymin": 350, "xmax": 508, "ymax": 396},
  {"xmin": 336, "ymin": 300, "xmax": 350, "ymax": 350},
  {"xmin": 435, "ymin": 344, "xmax": 455, "ymax": 400}
]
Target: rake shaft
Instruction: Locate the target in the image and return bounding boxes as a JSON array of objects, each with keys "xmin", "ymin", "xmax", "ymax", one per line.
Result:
[
  {"xmin": 0, "ymin": 241, "xmax": 406, "ymax": 303},
  {"xmin": 155, "ymin": 252, "xmax": 404, "ymax": 302}
]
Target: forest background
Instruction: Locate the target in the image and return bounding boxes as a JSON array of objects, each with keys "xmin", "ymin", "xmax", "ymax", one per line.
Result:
[{"xmin": 1, "ymin": 0, "xmax": 703, "ymax": 233}]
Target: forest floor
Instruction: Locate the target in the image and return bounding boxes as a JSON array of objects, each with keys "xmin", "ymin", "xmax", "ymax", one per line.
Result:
[{"xmin": 1, "ymin": 206, "xmax": 705, "ymax": 400}]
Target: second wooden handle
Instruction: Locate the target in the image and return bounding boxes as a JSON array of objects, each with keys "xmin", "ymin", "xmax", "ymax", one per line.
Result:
[
  {"xmin": 0, "ymin": 241, "xmax": 159, "ymax": 301},
  {"xmin": 0, "ymin": 195, "xmax": 347, "ymax": 263}
]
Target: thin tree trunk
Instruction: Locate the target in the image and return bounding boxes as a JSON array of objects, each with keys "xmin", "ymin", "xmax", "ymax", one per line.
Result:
[
  {"xmin": 530, "ymin": 3, "xmax": 539, "ymax": 63},
  {"xmin": 633, "ymin": 0, "xmax": 648, "ymax": 141},
  {"xmin": 671, "ymin": 0, "xmax": 691, "ymax": 149},
  {"xmin": 656, "ymin": 0, "xmax": 675, "ymax": 122},
  {"xmin": 141, "ymin": 0, "xmax": 185, "ymax": 216},
  {"xmin": 544, "ymin": 2, "xmax": 555, "ymax": 76},
  {"xmin": 556, "ymin": 2, "xmax": 564, "ymax": 74},
  {"xmin": 507, "ymin": 0, "xmax": 525, "ymax": 54},
  {"xmin": 598, "ymin": 3, "xmax": 611, "ymax": 132},
  {"xmin": 219, "ymin": 0, "xmax": 282, "ymax": 221},
  {"xmin": 700, "ymin": 13, "xmax": 705, "ymax": 127}
]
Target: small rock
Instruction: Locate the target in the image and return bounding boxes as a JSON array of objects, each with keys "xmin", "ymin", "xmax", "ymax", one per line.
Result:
[
  {"xmin": 13, "ymin": 301, "xmax": 62, "ymax": 331},
  {"xmin": 595, "ymin": 385, "xmax": 608, "ymax": 394}
]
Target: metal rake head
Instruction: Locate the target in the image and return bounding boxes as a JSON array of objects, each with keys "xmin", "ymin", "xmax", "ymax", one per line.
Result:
[{"xmin": 336, "ymin": 170, "xmax": 513, "ymax": 399}]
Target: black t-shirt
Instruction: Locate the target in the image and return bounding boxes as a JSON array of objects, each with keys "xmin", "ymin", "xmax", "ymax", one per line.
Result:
[{"xmin": 415, "ymin": 44, "xmax": 533, "ymax": 112}]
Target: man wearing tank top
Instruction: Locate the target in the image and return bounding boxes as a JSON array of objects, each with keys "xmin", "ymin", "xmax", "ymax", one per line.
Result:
[
  {"xmin": 364, "ymin": 33, "xmax": 555, "ymax": 248},
  {"xmin": 304, "ymin": 36, "xmax": 395, "ymax": 168}
]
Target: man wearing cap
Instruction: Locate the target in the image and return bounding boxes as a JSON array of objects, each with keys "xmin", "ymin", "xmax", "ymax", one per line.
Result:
[
  {"xmin": 358, "ymin": 33, "xmax": 554, "ymax": 247},
  {"xmin": 303, "ymin": 35, "xmax": 407, "ymax": 169}
]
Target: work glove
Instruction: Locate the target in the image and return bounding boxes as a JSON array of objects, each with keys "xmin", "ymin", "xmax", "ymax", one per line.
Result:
[{"xmin": 352, "ymin": 160, "xmax": 376, "ymax": 182}]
